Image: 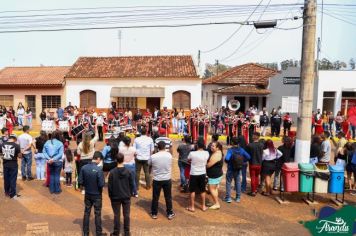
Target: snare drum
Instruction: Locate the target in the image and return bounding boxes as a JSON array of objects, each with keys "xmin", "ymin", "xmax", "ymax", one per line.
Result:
[
  {"xmin": 71, "ymin": 124, "xmax": 85, "ymax": 136},
  {"xmin": 58, "ymin": 120, "xmax": 69, "ymax": 132},
  {"xmin": 41, "ymin": 120, "xmax": 56, "ymax": 133}
]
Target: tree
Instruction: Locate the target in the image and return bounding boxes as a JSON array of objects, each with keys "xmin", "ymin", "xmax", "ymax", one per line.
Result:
[
  {"xmin": 280, "ymin": 59, "xmax": 299, "ymax": 70},
  {"xmin": 203, "ymin": 63, "xmax": 231, "ymax": 78},
  {"xmin": 333, "ymin": 60, "xmax": 347, "ymax": 70},
  {"xmin": 318, "ymin": 58, "xmax": 334, "ymax": 70},
  {"xmin": 258, "ymin": 62, "xmax": 278, "ymax": 70},
  {"xmin": 349, "ymin": 58, "xmax": 355, "ymax": 70}
]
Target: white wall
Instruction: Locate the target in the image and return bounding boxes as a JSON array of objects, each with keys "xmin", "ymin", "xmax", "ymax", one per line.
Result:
[
  {"xmin": 65, "ymin": 78, "xmax": 202, "ymax": 109},
  {"xmin": 317, "ymin": 71, "xmax": 356, "ymax": 114}
]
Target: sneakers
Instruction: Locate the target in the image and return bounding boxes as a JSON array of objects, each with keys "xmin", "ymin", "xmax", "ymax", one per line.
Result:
[
  {"xmin": 235, "ymin": 197, "xmax": 241, "ymax": 203},
  {"xmin": 27, "ymin": 177, "xmax": 34, "ymax": 181},
  {"xmin": 167, "ymin": 212, "xmax": 176, "ymax": 220},
  {"xmin": 248, "ymin": 192, "xmax": 256, "ymax": 197},
  {"xmin": 223, "ymin": 197, "xmax": 232, "ymax": 203},
  {"xmin": 81, "ymin": 190, "xmax": 85, "ymax": 195},
  {"xmin": 22, "ymin": 177, "xmax": 27, "ymax": 181},
  {"xmin": 11, "ymin": 194, "xmax": 21, "ymax": 200},
  {"xmin": 150, "ymin": 214, "xmax": 158, "ymax": 219}
]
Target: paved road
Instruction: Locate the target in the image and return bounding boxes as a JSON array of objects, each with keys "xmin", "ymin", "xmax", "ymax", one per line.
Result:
[{"xmin": 1, "ymin": 137, "xmax": 355, "ymax": 236}]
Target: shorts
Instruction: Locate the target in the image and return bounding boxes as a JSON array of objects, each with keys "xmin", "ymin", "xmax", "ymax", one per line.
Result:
[
  {"xmin": 103, "ymin": 162, "xmax": 117, "ymax": 172},
  {"xmin": 261, "ymin": 160, "xmax": 276, "ymax": 176},
  {"xmin": 189, "ymin": 174, "xmax": 206, "ymax": 193},
  {"xmin": 346, "ymin": 163, "xmax": 353, "ymax": 173},
  {"xmin": 208, "ymin": 176, "xmax": 223, "ymax": 185}
]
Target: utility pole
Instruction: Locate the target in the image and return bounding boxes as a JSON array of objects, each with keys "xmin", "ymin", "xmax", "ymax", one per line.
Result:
[
  {"xmin": 118, "ymin": 30, "xmax": 122, "ymax": 56},
  {"xmin": 295, "ymin": 0, "xmax": 317, "ymax": 163}
]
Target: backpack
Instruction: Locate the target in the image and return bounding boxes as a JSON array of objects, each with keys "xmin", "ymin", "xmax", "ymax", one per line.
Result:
[{"xmin": 231, "ymin": 149, "xmax": 244, "ymax": 171}]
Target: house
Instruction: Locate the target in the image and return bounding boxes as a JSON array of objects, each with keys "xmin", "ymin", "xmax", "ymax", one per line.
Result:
[
  {"xmin": 65, "ymin": 55, "xmax": 201, "ymax": 111},
  {"xmin": 0, "ymin": 66, "xmax": 70, "ymax": 120},
  {"xmin": 268, "ymin": 67, "xmax": 300, "ymax": 123},
  {"xmin": 202, "ymin": 63, "xmax": 277, "ymax": 112},
  {"xmin": 269, "ymin": 68, "xmax": 356, "ymax": 123}
]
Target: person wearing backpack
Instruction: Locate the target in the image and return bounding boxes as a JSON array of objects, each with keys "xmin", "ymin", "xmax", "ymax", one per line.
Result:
[{"xmin": 224, "ymin": 137, "xmax": 251, "ymax": 203}]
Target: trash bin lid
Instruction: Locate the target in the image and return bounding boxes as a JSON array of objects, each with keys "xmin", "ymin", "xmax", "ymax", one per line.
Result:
[
  {"xmin": 298, "ymin": 163, "xmax": 314, "ymax": 171},
  {"xmin": 328, "ymin": 165, "xmax": 345, "ymax": 172},
  {"xmin": 314, "ymin": 164, "xmax": 330, "ymax": 172},
  {"xmin": 282, "ymin": 162, "xmax": 299, "ymax": 171}
]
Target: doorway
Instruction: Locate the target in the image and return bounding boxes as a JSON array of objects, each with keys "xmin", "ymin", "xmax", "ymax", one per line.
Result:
[
  {"xmin": 25, "ymin": 95, "xmax": 36, "ymax": 118},
  {"xmin": 146, "ymin": 97, "xmax": 160, "ymax": 112},
  {"xmin": 234, "ymin": 96, "xmax": 245, "ymax": 112}
]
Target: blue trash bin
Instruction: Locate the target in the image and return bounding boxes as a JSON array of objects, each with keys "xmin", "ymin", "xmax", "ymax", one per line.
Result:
[{"xmin": 328, "ymin": 165, "xmax": 345, "ymax": 194}]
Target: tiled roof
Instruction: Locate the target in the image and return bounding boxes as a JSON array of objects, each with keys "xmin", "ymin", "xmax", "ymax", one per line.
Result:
[
  {"xmin": 203, "ymin": 63, "xmax": 277, "ymax": 85},
  {"xmin": 213, "ymin": 85, "xmax": 271, "ymax": 95},
  {"xmin": 0, "ymin": 66, "xmax": 70, "ymax": 87},
  {"xmin": 66, "ymin": 55, "xmax": 198, "ymax": 78}
]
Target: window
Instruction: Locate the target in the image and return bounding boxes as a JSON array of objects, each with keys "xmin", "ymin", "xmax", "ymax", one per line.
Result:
[
  {"xmin": 342, "ymin": 91, "xmax": 356, "ymax": 98},
  {"xmin": 42, "ymin": 96, "xmax": 61, "ymax": 109},
  {"xmin": 173, "ymin": 91, "xmax": 191, "ymax": 109},
  {"xmin": 118, "ymin": 97, "xmax": 137, "ymax": 109},
  {"xmin": 282, "ymin": 96, "xmax": 299, "ymax": 113},
  {"xmin": 0, "ymin": 95, "xmax": 14, "ymax": 108},
  {"xmin": 323, "ymin": 91, "xmax": 335, "ymax": 98},
  {"xmin": 80, "ymin": 90, "xmax": 97, "ymax": 108}
]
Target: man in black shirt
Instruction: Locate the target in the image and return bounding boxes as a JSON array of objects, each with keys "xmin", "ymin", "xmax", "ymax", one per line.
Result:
[
  {"xmin": 78, "ymin": 151, "xmax": 106, "ymax": 236},
  {"xmin": 108, "ymin": 153, "xmax": 133, "ymax": 236},
  {"xmin": 1, "ymin": 134, "xmax": 21, "ymax": 199}
]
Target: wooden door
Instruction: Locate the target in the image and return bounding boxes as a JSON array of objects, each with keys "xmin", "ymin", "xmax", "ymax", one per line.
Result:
[
  {"xmin": 146, "ymin": 97, "xmax": 160, "ymax": 112},
  {"xmin": 173, "ymin": 91, "xmax": 191, "ymax": 109}
]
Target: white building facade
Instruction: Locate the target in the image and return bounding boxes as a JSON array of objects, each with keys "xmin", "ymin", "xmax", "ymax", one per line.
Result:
[
  {"xmin": 65, "ymin": 55, "xmax": 201, "ymax": 111},
  {"xmin": 316, "ymin": 70, "xmax": 356, "ymax": 114}
]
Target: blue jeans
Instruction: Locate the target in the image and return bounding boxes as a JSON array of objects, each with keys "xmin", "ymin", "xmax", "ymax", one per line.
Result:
[
  {"xmin": 241, "ymin": 163, "xmax": 248, "ymax": 192},
  {"xmin": 351, "ymin": 125, "xmax": 356, "ymax": 139},
  {"xmin": 18, "ymin": 115, "xmax": 24, "ymax": 126},
  {"xmin": 124, "ymin": 163, "xmax": 137, "ymax": 195},
  {"xmin": 178, "ymin": 161, "xmax": 186, "ymax": 186},
  {"xmin": 26, "ymin": 117, "xmax": 32, "ymax": 129},
  {"xmin": 178, "ymin": 119, "xmax": 185, "ymax": 134},
  {"xmin": 172, "ymin": 118, "xmax": 178, "ymax": 133},
  {"xmin": 3, "ymin": 165, "xmax": 18, "ymax": 198},
  {"xmin": 35, "ymin": 153, "xmax": 46, "ymax": 180},
  {"xmin": 49, "ymin": 162, "xmax": 62, "ymax": 194},
  {"xmin": 21, "ymin": 152, "xmax": 32, "ymax": 178},
  {"xmin": 225, "ymin": 169, "xmax": 241, "ymax": 199}
]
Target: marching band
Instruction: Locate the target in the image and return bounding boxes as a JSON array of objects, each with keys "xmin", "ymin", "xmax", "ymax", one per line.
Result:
[{"xmin": 37, "ymin": 106, "xmax": 260, "ymax": 146}]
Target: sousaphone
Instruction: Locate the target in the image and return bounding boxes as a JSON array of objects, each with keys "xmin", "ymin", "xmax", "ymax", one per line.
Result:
[{"xmin": 228, "ymin": 99, "xmax": 240, "ymax": 111}]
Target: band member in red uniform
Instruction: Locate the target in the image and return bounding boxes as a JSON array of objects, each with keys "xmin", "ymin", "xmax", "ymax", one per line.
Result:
[
  {"xmin": 242, "ymin": 119, "xmax": 250, "ymax": 144},
  {"xmin": 282, "ymin": 112, "xmax": 293, "ymax": 136},
  {"xmin": 341, "ymin": 117, "xmax": 351, "ymax": 140},
  {"xmin": 5, "ymin": 112, "xmax": 14, "ymax": 135}
]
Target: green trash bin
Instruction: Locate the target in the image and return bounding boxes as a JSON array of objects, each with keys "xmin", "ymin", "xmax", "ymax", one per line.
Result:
[{"xmin": 299, "ymin": 163, "xmax": 314, "ymax": 192}]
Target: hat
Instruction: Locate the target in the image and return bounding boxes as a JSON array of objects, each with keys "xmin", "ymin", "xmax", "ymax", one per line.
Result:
[
  {"xmin": 9, "ymin": 134, "xmax": 17, "ymax": 140},
  {"xmin": 92, "ymin": 151, "xmax": 103, "ymax": 160}
]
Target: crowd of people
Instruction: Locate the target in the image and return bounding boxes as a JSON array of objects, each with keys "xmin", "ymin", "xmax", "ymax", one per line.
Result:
[{"xmin": 1, "ymin": 103, "xmax": 356, "ymax": 236}]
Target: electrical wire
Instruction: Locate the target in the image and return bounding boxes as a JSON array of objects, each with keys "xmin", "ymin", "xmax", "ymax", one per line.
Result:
[
  {"xmin": 220, "ymin": 0, "xmax": 273, "ymax": 62},
  {"xmin": 200, "ymin": 0, "xmax": 265, "ymax": 54}
]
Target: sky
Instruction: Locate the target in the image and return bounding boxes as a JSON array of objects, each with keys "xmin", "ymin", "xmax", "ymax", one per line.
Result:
[{"xmin": 0, "ymin": 0, "xmax": 355, "ymax": 74}]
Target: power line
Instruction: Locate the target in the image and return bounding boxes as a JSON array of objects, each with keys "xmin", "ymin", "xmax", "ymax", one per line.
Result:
[
  {"xmin": 0, "ymin": 21, "xmax": 253, "ymax": 34},
  {"xmin": 200, "ymin": 0, "xmax": 265, "ymax": 54},
  {"xmin": 322, "ymin": 11, "xmax": 356, "ymax": 27},
  {"xmin": 220, "ymin": 0, "xmax": 273, "ymax": 62}
]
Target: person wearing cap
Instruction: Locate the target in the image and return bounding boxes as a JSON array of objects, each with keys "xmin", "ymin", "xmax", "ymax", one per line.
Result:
[
  {"xmin": 78, "ymin": 151, "xmax": 106, "ymax": 236},
  {"xmin": 1, "ymin": 134, "xmax": 21, "ymax": 199}
]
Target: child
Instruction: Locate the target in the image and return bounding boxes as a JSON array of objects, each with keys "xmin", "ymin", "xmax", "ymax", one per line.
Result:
[{"xmin": 63, "ymin": 149, "xmax": 73, "ymax": 187}]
